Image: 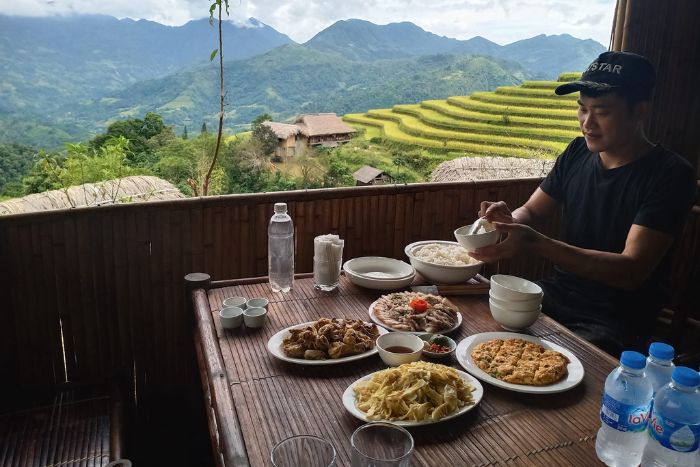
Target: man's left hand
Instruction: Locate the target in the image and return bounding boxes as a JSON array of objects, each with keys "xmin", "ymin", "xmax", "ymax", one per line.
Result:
[{"xmin": 468, "ymin": 222, "xmax": 542, "ymax": 263}]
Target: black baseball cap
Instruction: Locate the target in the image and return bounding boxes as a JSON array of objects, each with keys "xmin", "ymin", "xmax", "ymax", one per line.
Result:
[{"xmin": 555, "ymin": 51, "xmax": 656, "ymax": 97}]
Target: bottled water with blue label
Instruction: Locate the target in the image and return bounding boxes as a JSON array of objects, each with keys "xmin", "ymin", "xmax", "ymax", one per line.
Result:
[
  {"xmin": 641, "ymin": 366, "xmax": 700, "ymax": 467},
  {"xmin": 268, "ymin": 202, "xmax": 294, "ymax": 293},
  {"xmin": 646, "ymin": 342, "xmax": 675, "ymax": 396},
  {"xmin": 596, "ymin": 350, "xmax": 653, "ymax": 466}
]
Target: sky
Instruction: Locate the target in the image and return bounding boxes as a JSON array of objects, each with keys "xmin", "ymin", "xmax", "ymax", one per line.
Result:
[{"xmin": 0, "ymin": 0, "xmax": 617, "ymax": 46}]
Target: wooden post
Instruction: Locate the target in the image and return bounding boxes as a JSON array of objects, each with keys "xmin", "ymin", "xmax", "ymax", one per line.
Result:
[{"xmin": 186, "ymin": 273, "xmax": 249, "ymax": 466}]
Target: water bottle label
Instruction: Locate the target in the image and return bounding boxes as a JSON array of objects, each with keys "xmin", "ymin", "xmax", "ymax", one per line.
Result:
[
  {"xmin": 648, "ymin": 412, "xmax": 700, "ymax": 452},
  {"xmin": 600, "ymin": 393, "xmax": 651, "ymax": 432}
]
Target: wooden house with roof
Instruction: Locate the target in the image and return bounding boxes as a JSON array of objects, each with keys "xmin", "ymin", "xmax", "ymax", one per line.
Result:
[
  {"xmin": 353, "ymin": 165, "xmax": 393, "ymax": 186},
  {"xmin": 263, "ymin": 113, "xmax": 356, "ymax": 158}
]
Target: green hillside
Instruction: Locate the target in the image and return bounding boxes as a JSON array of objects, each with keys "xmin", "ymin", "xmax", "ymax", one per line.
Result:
[{"xmin": 344, "ymin": 73, "xmax": 582, "ymax": 159}]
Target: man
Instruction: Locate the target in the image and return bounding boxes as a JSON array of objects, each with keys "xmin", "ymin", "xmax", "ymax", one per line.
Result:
[{"xmin": 470, "ymin": 51, "xmax": 697, "ymax": 355}]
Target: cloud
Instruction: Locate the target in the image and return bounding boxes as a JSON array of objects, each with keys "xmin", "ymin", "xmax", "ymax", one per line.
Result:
[
  {"xmin": 0, "ymin": 0, "xmax": 616, "ymax": 45},
  {"xmin": 574, "ymin": 12, "xmax": 606, "ymax": 26}
]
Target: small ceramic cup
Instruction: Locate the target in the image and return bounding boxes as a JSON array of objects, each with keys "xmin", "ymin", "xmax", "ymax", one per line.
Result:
[
  {"xmin": 219, "ymin": 306, "xmax": 244, "ymax": 329},
  {"xmin": 246, "ymin": 297, "xmax": 269, "ymax": 311},
  {"xmin": 243, "ymin": 306, "xmax": 268, "ymax": 328},
  {"xmin": 223, "ymin": 296, "xmax": 247, "ymax": 309}
]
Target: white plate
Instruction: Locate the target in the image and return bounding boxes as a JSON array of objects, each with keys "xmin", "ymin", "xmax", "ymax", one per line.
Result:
[
  {"xmin": 368, "ymin": 300, "xmax": 462, "ymax": 334},
  {"xmin": 455, "ymin": 332, "xmax": 585, "ymax": 394},
  {"xmin": 267, "ymin": 320, "xmax": 389, "ymax": 365},
  {"xmin": 342, "ymin": 368, "xmax": 483, "ymax": 426}
]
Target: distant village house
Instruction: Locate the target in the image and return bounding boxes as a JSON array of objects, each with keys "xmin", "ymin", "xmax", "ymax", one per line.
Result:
[
  {"xmin": 263, "ymin": 113, "xmax": 356, "ymax": 158},
  {"xmin": 352, "ymin": 165, "xmax": 393, "ymax": 186}
]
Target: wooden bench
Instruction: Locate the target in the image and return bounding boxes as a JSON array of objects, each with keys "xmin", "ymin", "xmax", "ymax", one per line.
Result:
[{"xmin": 0, "ymin": 381, "xmax": 125, "ymax": 466}]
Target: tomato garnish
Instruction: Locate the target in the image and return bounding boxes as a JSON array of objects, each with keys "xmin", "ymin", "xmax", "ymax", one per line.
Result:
[{"xmin": 409, "ymin": 298, "xmax": 429, "ymax": 313}]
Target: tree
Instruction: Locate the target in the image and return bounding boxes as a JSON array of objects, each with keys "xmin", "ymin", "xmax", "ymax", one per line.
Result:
[
  {"xmin": 323, "ymin": 156, "xmax": 354, "ymax": 187},
  {"xmin": 0, "ymin": 143, "xmax": 37, "ymax": 195},
  {"xmin": 252, "ymin": 113, "xmax": 273, "ymax": 126},
  {"xmin": 21, "ymin": 137, "xmax": 147, "ymax": 195},
  {"xmin": 89, "ymin": 112, "xmax": 168, "ymax": 167},
  {"xmin": 251, "ymin": 122, "xmax": 279, "ymax": 157},
  {"xmin": 295, "ymin": 151, "xmax": 323, "ymax": 188},
  {"xmin": 155, "ymin": 133, "xmax": 227, "ymax": 196}
]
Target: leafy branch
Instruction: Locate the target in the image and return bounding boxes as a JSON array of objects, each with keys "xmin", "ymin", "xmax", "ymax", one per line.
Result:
[{"xmin": 199, "ymin": 0, "xmax": 230, "ymax": 196}]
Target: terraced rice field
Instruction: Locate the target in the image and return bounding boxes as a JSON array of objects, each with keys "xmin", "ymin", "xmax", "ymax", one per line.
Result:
[{"xmin": 344, "ymin": 73, "xmax": 582, "ymax": 159}]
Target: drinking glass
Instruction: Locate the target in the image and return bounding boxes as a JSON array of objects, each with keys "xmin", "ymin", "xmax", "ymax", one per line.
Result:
[
  {"xmin": 313, "ymin": 257, "xmax": 343, "ymax": 291},
  {"xmin": 351, "ymin": 422, "xmax": 414, "ymax": 467},
  {"xmin": 271, "ymin": 435, "xmax": 336, "ymax": 467}
]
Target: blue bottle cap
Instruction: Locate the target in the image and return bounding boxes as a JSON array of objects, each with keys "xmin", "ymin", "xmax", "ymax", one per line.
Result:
[
  {"xmin": 620, "ymin": 351, "xmax": 646, "ymax": 369},
  {"xmin": 672, "ymin": 367, "xmax": 700, "ymax": 387},
  {"xmin": 648, "ymin": 342, "xmax": 674, "ymax": 360}
]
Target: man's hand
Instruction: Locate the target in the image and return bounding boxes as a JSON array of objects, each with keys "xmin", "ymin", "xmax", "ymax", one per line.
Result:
[
  {"xmin": 468, "ymin": 222, "xmax": 542, "ymax": 263},
  {"xmin": 479, "ymin": 201, "xmax": 514, "ymax": 224}
]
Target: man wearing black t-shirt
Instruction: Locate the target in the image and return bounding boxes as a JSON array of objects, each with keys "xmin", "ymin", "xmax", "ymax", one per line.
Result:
[{"xmin": 469, "ymin": 52, "xmax": 697, "ymax": 355}]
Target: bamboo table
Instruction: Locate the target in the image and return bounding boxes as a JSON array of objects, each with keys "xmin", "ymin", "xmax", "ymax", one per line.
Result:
[{"xmin": 189, "ymin": 274, "xmax": 616, "ymax": 467}]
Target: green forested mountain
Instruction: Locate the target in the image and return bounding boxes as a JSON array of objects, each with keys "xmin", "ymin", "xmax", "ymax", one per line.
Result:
[
  {"xmin": 0, "ymin": 15, "xmax": 291, "ymax": 110},
  {"xmin": 0, "ymin": 15, "xmax": 603, "ymax": 149},
  {"xmin": 306, "ymin": 19, "xmax": 605, "ymax": 79},
  {"xmin": 0, "ymin": 14, "xmax": 292, "ymax": 135},
  {"xmin": 305, "ymin": 19, "xmax": 502, "ymax": 62},
  {"xmin": 61, "ymin": 45, "xmax": 532, "ymax": 133}
]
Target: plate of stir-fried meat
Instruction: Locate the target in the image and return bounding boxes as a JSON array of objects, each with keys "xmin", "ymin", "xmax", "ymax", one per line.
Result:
[
  {"xmin": 369, "ymin": 291, "xmax": 461, "ymax": 334},
  {"xmin": 268, "ymin": 318, "xmax": 388, "ymax": 365}
]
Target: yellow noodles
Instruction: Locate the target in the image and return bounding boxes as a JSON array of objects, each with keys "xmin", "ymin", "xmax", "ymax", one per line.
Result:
[{"xmin": 354, "ymin": 361, "xmax": 475, "ymax": 421}]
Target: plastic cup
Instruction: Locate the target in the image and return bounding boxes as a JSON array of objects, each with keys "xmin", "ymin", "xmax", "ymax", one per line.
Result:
[
  {"xmin": 271, "ymin": 435, "xmax": 336, "ymax": 467},
  {"xmin": 351, "ymin": 422, "xmax": 413, "ymax": 467}
]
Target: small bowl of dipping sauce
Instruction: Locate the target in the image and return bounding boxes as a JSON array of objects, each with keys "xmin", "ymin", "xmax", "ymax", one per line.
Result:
[
  {"xmin": 376, "ymin": 333, "xmax": 423, "ymax": 367},
  {"xmin": 419, "ymin": 334, "xmax": 456, "ymax": 358}
]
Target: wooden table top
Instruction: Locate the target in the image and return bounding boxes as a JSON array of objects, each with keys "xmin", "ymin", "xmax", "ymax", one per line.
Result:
[{"xmin": 192, "ymin": 275, "xmax": 617, "ymax": 467}]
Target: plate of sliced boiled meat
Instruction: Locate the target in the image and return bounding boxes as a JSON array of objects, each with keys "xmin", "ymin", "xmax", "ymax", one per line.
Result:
[{"xmin": 369, "ymin": 291, "xmax": 462, "ymax": 334}]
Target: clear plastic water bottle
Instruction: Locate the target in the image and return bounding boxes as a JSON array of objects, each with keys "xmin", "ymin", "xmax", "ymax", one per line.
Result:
[
  {"xmin": 268, "ymin": 202, "xmax": 294, "ymax": 293},
  {"xmin": 646, "ymin": 342, "xmax": 675, "ymax": 396},
  {"xmin": 596, "ymin": 350, "xmax": 653, "ymax": 466},
  {"xmin": 641, "ymin": 367, "xmax": 700, "ymax": 466}
]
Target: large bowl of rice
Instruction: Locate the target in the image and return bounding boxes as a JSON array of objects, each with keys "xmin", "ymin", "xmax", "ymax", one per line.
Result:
[{"xmin": 404, "ymin": 240, "xmax": 483, "ymax": 284}]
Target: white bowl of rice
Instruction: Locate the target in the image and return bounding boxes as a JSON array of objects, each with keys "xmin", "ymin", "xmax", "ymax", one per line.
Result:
[{"xmin": 404, "ymin": 240, "xmax": 483, "ymax": 284}]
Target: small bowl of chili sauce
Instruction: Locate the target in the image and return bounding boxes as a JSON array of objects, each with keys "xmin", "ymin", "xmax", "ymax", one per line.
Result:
[{"xmin": 419, "ymin": 334, "xmax": 456, "ymax": 358}]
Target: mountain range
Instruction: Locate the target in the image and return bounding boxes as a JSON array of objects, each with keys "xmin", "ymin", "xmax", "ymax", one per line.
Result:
[{"xmin": 0, "ymin": 14, "xmax": 604, "ymax": 148}]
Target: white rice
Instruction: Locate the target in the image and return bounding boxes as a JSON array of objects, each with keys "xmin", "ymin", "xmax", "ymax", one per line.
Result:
[{"xmin": 411, "ymin": 243, "xmax": 476, "ymax": 266}]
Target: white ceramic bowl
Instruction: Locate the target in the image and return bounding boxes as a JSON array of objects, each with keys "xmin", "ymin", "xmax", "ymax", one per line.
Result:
[
  {"xmin": 490, "ymin": 274, "xmax": 543, "ymax": 301},
  {"xmin": 343, "ymin": 268, "xmax": 415, "ymax": 291},
  {"xmin": 343, "ymin": 257, "xmax": 414, "ymax": 280},
  {"xmin": 489, "ymin": 299, "xmax": 541, "ymax": 330},
  {"xmin": 376, "ymin": 333, "xmax": 424, "ymax": 367},
  {"xmin": 219, "ymin": 306, "xmax": 244, "ymax": 329},
  {"xmin": 489, "ymin": 290, "xmax": 543, "ymax": 312},
  {"xmin": 404, "ymin": 240, "xmax": 483, "ymax": 285},
  {"xmin": 418, "ymin": 334, "xmax": 456, "ymax": 358},
  {"xmin": 243, "ymin": 306, "xmax": 268, "ymax": 328},
  {"xmin": 454, "ymin": 224, "xmax": 500, "ymax": 250}
]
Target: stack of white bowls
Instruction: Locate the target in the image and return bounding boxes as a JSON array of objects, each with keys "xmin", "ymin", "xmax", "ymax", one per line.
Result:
[
  {"xmin": 488, "ymin": 274, "xmax": 543, "ymax": 331},
  {"xmin": 342, "ymin": 257, "xmax": 415, "ymax": 290}
]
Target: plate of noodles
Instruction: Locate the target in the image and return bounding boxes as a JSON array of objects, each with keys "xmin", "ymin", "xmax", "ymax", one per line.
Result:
[{"xmin": 342, "ymin": 361, "xmax": 483, "ymax": 426}]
